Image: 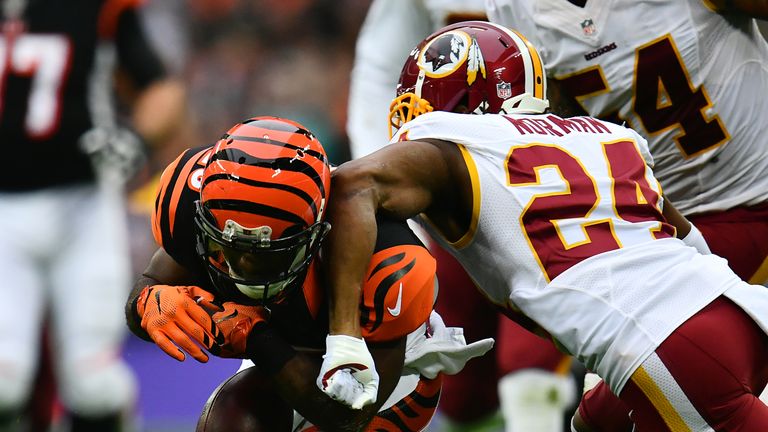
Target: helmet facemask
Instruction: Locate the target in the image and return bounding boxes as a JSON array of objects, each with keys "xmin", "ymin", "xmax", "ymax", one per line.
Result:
[
  {"xmin": 195, "ymin": 200, "xmax": 330, "ymax": 305},
  {"xmin": 388, "ymin": 92, "xmax": 434, "ymax": 139}
]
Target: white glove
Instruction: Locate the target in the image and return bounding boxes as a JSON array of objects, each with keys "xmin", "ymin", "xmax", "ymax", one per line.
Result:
[
  {"xmin": 681, "ymin": 223, "xmax": 711, "ymax": 255},
  {"xmin": 429, "ymin": 309, "xmax": 451, "ymax": 338},
  {"xmin": 404, "ymin": 310, "xmax": 495, "ymax": 379},
  {"xmin": 317, "ymin": 335, "xmax": 380, "ymax": 409}
]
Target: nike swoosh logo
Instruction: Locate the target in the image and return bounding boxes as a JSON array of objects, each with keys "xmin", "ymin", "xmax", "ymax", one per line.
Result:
[{"xmin": 387, "ymin": 282, "xmax": 403, "ymax": 317}]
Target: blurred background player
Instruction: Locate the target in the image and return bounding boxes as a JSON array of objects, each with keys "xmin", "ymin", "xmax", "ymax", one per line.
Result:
[
  {"xmin": 0, "ymin": 0, "xmax": 185, "ymax": 430},
  {"xmin": 125, "ymin": 116, "xmax": 493, "ymax": 431},
  {"xmin": 347, "ymin": 1, "xmax": 580, "ymax": 431},
  {"xmin": 486, "ymin": 0, "xmax": 768, "ymax": 429},
  {"xmin": 487, "ymin": 0, "xmax": 768, "ymax": 285}
]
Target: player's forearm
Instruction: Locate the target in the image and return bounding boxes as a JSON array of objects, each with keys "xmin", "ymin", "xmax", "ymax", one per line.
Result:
[
  {"xmin": 131, "ymin": 79, "xmax": 186, "ymax": 149},
  {"xmin": 325, "ymin": 168, "xmax": 381, "ymax": 337},
  {"xmin": 660, "ymin": 195, "xmax": 691, "ymax": 238},
  {"xmin": 124, "ymin": 274, "xmax": 159, "ymax": 342}
]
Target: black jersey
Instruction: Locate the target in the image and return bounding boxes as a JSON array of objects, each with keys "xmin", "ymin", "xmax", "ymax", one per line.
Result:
[
  {"xmin": 153, "ymin": 146, "xmax": 438, "ymax": 348},
  {"xmin": 0, "ymin": 0, "xmax": 165, "ymax": 191}
]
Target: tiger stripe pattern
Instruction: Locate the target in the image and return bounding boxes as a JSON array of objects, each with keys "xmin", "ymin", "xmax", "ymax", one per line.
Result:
[{"xmin": 200, "ymin": 117, "xmax": 329, "ymax": 235}]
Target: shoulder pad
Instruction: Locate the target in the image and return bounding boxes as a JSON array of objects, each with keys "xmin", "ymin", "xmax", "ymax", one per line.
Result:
[{"xmin": 151, "ymin": 146, "xmax": 213, "ymax": 263}]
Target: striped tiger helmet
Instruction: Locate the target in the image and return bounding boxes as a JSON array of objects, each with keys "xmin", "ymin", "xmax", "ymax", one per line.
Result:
[
  {"xmin": 194, "ymin": 117, "xmax": 331, "ymax": 305},
  {"xmin": 389, "ymin": 21, "xmax": 549, "ymax": 137}
]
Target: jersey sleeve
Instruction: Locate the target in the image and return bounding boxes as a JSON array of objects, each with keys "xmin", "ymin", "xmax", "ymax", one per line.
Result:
[
  {"xmin": 112, "ymin": 3, "xmax": 167, "ymax": 89},
  {"xmin": 360, "ymin": 218, "xmax": 437, "ymax": 342},
  {"xmin": 151, "ymin": 146, "xmax": 213, "ymax": 274},
  {"xmin": 97, "ymin": 0, "xmax": 144, "ymax": 39}
]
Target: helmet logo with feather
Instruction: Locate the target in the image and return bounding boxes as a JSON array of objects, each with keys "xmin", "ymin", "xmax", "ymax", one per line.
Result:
[{"xmin": 417, "ymin": 30, "xmax": 486, "ymax": 85}]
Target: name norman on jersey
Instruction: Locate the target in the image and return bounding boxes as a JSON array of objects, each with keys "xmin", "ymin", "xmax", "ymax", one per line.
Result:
[{"xmin": 503, "ymin": 114, "xmax": 612, "ymax": 137}]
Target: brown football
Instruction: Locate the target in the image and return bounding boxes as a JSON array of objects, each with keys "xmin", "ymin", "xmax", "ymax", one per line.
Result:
[{"xmin": 196, "ymin": 367, "xmax": 294, "ymax": 432}]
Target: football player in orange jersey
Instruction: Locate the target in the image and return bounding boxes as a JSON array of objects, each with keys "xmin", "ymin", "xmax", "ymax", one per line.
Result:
[{"xmin": 124, "ymin": 116, "xmax": 493, "ymax": 431}]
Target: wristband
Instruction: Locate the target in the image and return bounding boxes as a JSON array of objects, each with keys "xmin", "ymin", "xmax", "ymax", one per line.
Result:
[
  {"xmin": 246, "ymin": 323, "xmax": 296, "ymax": 375},
  {"xmin": 126, "ymin": 286, "xmax": 152, "ymax": 341},
  {"xmin": 130, "ymin": 288, "xmax": 145, "ymax": 316},
  {"xmin": 681, "ymin": 223, "xmax": 711, "ymax": 255}
]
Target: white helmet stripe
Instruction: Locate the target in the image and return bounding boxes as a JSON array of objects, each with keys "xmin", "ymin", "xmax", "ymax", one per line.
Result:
[
  {"xmin": 415, "ymin": 69, "xmax": 426, "ymax": 98},
  {"xmin": 488, "ymin": 23, "xmax": 546, "ymax": 100}
]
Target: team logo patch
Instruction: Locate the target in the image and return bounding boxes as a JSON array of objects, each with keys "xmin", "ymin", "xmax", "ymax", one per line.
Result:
[
  {"xmin": 418, "ymin": 30, "xmax": 472, "ymax": 77},
  {"xmin": 581, "ymin": 19, "xmax": 597, "ymax": 36},
  {"xmin": 417, "ymin": 30, "xmax": 487, "ymax": 86},
  {"xmin": 496, "ymin": 81, "xmax": 512, "ymax": 99}
]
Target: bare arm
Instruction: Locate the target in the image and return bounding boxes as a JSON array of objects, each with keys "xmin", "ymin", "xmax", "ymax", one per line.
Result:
[
  {"xmin": 325, "ymin": 140, "xmax": 459, "ymax": 337},
  {"xmin": 706, "ymin": 0, "xmax": 768, "ymax": 19},
  {"xmin": 131, "ymin": 79, "xmax": 186, "ymax": 150},
  {"xmin": 661, "ymin": 195, "xmax": 692, "ymax": 238},
  {"xmin": 661, "ymin": 195, "xmax": 711, "ymax": 254}
]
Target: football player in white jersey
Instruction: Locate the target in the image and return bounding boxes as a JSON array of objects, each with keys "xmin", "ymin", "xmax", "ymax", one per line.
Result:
[
  {"xmin": 348, "ymin": 0, "xmax": 487, "ymax": 159},
  {"xmin": 486, "ymin": 0, "xmax": 768, "ymax": 286},
  {"xmin": 324, "ymin": 21, "xmax": 768, "ymax": 431},
  {"xmin": 347, "ymin": 2, "xmax": 580, "ymax": 430},
  {"xmin": 486, "ymin": 1, "xmax": 768, "ymax": 429}
]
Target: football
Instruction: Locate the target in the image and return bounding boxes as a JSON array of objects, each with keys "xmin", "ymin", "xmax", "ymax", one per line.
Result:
[{"xmin": 196, "ymin": 367, "xmax": 294, "ymax": 432}]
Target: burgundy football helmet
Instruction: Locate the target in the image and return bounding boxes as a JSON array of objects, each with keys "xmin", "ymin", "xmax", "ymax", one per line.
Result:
[{"xmin": 389, "ymin": 21, "xmax": 549, "ymax": 136}]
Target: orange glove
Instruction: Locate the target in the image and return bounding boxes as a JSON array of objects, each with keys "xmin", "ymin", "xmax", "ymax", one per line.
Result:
[
  {"xmin": 209, "ymin": 302, "xmax": 270, "ymax": 358},
  {"xmin": 136, "ymin": 285, "xmax": 224, "ymax": 362}
]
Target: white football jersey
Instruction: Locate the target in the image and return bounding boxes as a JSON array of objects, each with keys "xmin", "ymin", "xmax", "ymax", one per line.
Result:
[
  {"xmin": 347, "ymin": 0, "xmax": 487, "ymax": 158},
  {"xmin": 394, "ymin": 111, "xmax": 744, "ymax": 392},
  {"xmin": 487, "ymin": 0, "xmax": 768, "ymax": 215}
]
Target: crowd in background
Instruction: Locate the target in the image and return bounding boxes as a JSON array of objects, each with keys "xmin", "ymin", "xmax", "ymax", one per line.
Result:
[
  {"xmin": 141, "ymin": 0, "xmax": 366, "ymax": 166},
  {"xmin": 126, "ymin": 0, "xmax": 370, "ymax": 281}
]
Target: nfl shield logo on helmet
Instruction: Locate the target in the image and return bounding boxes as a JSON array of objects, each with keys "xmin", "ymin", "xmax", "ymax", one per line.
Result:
[
  {"xmin": 581, "ymin": 19, "xmax": 596, "ymax": 36},
  {"xmin": 496, "ymin": 81, "xmax": 512, "ymax": 100}
]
